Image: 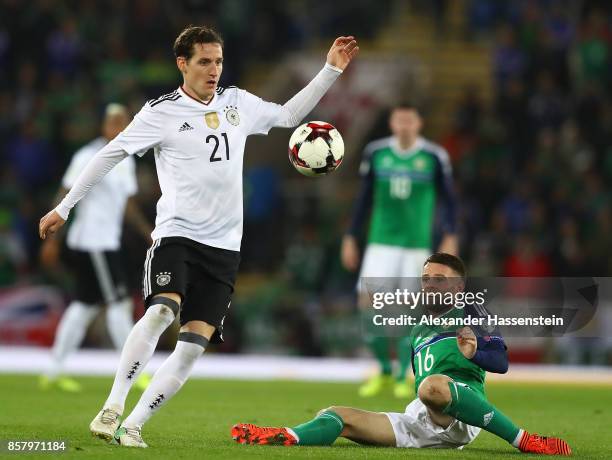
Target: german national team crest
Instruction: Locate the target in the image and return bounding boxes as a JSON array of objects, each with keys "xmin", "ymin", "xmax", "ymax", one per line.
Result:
[
  {"xmin": 224, "ymin": 105, "xmax": 240, "ymax": 126},
  {"xmin": 156, "ymin": 272, "xmax": 172, "ymax": 286},
  {"xmin": 205, "ymin": 112, "xmax": 220, "ymax": 129}
]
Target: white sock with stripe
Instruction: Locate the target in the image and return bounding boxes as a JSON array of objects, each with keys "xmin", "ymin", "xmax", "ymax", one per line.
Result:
[
  {"xmin": 122, "ymin": 333, "xmax": 207, "ymax": 428},
  {"xmin": 47, "ymin": 301, "xmax": 100, "ymax": 379},
  {"xmin": 103, "ymin": 302, "xmax": 176, "ymax": 412}
]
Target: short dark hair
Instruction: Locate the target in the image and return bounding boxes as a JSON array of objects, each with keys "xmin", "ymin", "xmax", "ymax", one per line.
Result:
[
  {"xmin": 392, "ymin": 102, "xmax": 421, "ymax": 115},
  {"xmin": 173, "ymin": 26, "xmax": 224, "ymax": 60},
  {"xmin": 424, "ymin": 253, "xmax": 466, "ymax": 280}
]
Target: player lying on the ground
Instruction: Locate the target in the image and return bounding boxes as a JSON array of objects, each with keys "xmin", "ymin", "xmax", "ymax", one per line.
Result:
[{"xmin": 232, "ymin": 253, "xmax": 572, "ymax": 456}]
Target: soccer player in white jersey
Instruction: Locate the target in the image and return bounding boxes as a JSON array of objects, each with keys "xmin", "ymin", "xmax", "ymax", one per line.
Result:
[
  {"xmin": 39, "ymin": 104, "xmax": 153, "ymax": 393},
  {"xmin": 39, "ymin": 26, "xmax": 358, "ymax": 447}
]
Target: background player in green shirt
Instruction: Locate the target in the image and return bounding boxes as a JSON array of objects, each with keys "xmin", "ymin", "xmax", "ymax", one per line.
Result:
[
  {"xmin": 231, "ymin": 253, "xmax": 572, "ymax": 456},
  {"xmin": 341, "ymin": 104, "xmax": 458, "ymax": 398}
]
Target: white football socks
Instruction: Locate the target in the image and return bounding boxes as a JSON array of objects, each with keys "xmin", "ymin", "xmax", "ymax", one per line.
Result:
[
  {"xmin": 47, "ymin": 301, "xmax": 99, "ymax": 379},
  {"xmin": 104, "ymin": 303, "xmax": 176, "ymax": 412},
  {"xmin": 122, "ymin": 335, "xmax": 207, "ymax": 428},
  {"xmin": 106, "ymin": 298, "xmax": 134, "ymax": 349}
]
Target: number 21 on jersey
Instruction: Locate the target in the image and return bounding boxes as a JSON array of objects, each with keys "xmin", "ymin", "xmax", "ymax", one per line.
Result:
[{"xmin": 207, "ymin": 133, "xmax": 230, "ymax": 162}]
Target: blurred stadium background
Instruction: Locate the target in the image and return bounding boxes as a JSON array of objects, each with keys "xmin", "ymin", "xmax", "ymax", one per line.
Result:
[{"xmin": 1, "ymin": 0, "xmax": 612, "ymax": 383}]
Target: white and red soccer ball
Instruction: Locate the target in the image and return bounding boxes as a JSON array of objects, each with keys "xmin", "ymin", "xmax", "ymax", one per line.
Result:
[{"xmin": 288, "ymin": 121, "xmax": 344, "ymax": 177}]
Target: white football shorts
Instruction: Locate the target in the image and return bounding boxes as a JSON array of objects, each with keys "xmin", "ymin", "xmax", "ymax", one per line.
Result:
[
  {"xmin": 358, "ymin": 244, "xmax": 429, "ymax": 294},
  {"xmin": 385, "ymin": 398, "xmax": 481, "ymax": 449}
]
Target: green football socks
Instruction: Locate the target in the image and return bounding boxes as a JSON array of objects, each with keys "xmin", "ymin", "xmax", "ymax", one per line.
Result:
[
  {"xmin": 291, "ymin": 410, "xmax": 344, "ymax": 445},
  {"xmin": 396, "ymin": 335, "xmax": 413, "ymax": 381},
  {"xmin": 443, "ymin": 381, "xmax": 520, "ymax": 443},
  {"xmin": 365, "ymin": 335, "xmax": 392, "ymax": 375}
]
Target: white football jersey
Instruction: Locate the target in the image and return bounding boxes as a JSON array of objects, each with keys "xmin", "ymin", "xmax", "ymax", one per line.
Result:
[
  {"xmin": 63, "ymin": 137, "xmax": 137, "ymax": 251},
  {"xmin": 111, "ymin": 85, "xmax": 288, "ymax": 251}
]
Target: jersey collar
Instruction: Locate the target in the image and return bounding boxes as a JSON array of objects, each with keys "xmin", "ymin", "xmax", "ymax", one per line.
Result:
[
  {"xmin": 178, "ymin": 86, "xmax": 216, "ymax": 107},
  {"xmin": 391, "ymin": 136, "xmax": 424, "ymax": 158}
]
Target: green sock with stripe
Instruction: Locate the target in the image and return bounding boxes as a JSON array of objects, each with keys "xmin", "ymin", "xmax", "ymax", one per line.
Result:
[
  {"xmin": 443, "ymin": 381, "xmax": 520, "ymax": 443},
  {"xmin": 290, "ymin": 410, "xmax": 344, "ymax": 445}
]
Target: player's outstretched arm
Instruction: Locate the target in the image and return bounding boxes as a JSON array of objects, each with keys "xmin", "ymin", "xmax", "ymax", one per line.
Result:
[
  {"xmin": 39, "ymin": 144, "xmax": 128, "ymax": 239},
  {"xmin": 254, "ymin": 36, "xmax": 359, "ymax": 132}
]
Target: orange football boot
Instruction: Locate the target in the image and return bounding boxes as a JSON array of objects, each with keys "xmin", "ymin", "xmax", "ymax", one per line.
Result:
[
  {"xmin": 519, "ymin": 431, "xmax": 572, "ymax": 456},
  {"xmin": 231, "ymin": 423, "xmax": 297, "ymax": 446}
]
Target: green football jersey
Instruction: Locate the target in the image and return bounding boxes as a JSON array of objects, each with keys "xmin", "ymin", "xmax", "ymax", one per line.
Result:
[
  {"xmin": 359, "ymin": 136, "xmax": 454, "ymax": 249},
  {"xmin": 410, "ymin": 306, "xmax": 486, "ymax": 395}
]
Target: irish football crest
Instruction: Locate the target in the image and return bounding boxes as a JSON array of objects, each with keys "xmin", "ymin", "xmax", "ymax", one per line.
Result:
[
  {"xmin": 205, "ymin": 112, "xmax": 220, "ymax": 129},
  {"xmin": 156, "ymin": 272, "xmax": 172, "ymax": 286},
  {"xmin": 414, "ymin": 157, "xmax": 426, "ymax": 171},
  {"xmin": 224, "ymin": 105, "xmax": 240, "ymax": 126}
]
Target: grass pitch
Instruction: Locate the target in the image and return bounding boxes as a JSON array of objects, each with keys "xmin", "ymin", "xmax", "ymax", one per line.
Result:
[{"xmin": 1, "ymin": 375, "xmax": 610, "ymax": 459}]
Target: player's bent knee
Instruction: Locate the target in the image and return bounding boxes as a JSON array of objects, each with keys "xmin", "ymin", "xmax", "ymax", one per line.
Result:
[
  {"xmin": 150, "ymin": 294, "xmax": 181, "ymax": 318},
  {"xmin": 180, "ymin": 320, "xmax": 216, "ymax": 340},
  {"xmin": 177, "ymin": 331, "xmax": 209, "ymax": 350},
  {"xmin": 418, "ymin": 374, "xmax": 452, "ymax": 409},
  {"xmin": 321, "ymin": 406, "xmax": 353, "ymax": 424},
  {"xmin": 144, "ymin": 305, "xmax": 176, "ymax": 331}
]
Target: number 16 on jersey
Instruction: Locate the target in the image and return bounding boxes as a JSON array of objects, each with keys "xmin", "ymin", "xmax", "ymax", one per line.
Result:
[{"xmin": 414, "ymin": 347, "xmax": 434, "ymax": 377}]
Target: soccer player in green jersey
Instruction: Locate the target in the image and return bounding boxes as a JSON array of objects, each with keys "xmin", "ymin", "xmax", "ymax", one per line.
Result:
[
  {"xmin": 231, "ymin": 253, "xmax": 572, "ymax": 455},
  {"xmin": 341, "ymin": 104, "xmax": 458, "ymax": 398}
]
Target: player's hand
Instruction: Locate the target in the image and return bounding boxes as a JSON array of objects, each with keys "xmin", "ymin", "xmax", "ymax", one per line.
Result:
[
  {"xmin": 39, "ymin": 238, "xmax": 61, "ymax": 268},
  {"xmin": 341, "ymin": 235, "xmax": 360, "ymax": 272},
  {"xmin": 326, "ymin": 36, "xmax": 359, "ymax": 71},
  {"xmin": 39, "ymin": 210, "xmax": 65, "ymax": 240},
  {"xmin": 457, "ymin": 326, "xmax": 477, "ymax": 359}
]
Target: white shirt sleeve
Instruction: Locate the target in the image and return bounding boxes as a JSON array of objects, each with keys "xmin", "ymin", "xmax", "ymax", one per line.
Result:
[
  {"xmin": 54, "ymin": 103, "xmax": 163, "ymax": 220},
  {"xmin": 244, "ymin": 63, "xmax": 342, "ymax": 135},
  {"xmin": 55, "ymin": 144, "xmax": 128, "ymax": 220},
  {"xmin": 113, "ymin": 103, "xmax": 165, "ymax": 157}
]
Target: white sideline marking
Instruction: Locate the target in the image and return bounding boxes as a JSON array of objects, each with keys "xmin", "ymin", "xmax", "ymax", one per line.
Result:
[{"xmin": 1, "ymin": 346, "xmax": 611, "ymax": 384}]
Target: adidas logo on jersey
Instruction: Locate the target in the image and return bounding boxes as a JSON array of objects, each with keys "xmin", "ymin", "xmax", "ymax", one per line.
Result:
[{"xmin": 179, "ymin": 122, "xmax": 194, "ymax": 132}]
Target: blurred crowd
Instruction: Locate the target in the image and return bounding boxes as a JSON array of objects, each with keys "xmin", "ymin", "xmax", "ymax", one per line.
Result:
[
  {"xmin": 444, "ymin": 0, "xmax": 612, "ymax": 277},
  {"xmin": 0, "ymin": 1, "xmax": 611, "ymax": 360}
]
